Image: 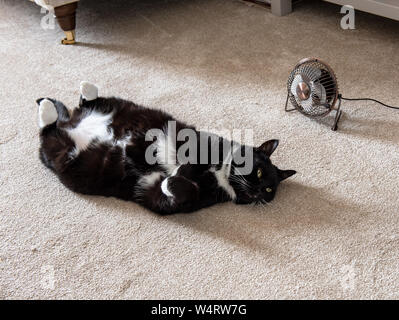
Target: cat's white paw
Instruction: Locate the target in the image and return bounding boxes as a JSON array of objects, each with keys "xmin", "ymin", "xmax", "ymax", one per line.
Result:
[
  {"xmin": 80, "ymin": 81, "xmax": 98, "ymax": 101},
  {"xmin": 38, "ymin": 99, "xmax": 58, "ymax": 128},
  {"xmin": 161, "ymin": 178, "xmax": 173, "ymax": 197}
]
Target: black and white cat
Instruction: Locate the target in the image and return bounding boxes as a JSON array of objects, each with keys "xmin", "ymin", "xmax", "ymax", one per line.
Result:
[{"xmin": 37, "ymin": 82, "xmax": 295, "ymax": 215}]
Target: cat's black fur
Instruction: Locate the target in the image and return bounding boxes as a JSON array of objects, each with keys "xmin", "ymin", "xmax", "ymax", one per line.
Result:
[{"xmin": 37, "ymin": 87, "xmax": 295, "ymax": 215}]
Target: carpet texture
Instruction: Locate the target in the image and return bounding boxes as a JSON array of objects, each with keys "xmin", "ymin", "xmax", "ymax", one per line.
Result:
[{"xmin": 1, "ymin": 0, "xmax": 398, "ymax": 299}]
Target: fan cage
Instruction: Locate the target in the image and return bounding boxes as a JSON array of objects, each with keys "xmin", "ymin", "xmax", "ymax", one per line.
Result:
[{"xmin": 287, "ymin": 58, "xmax": 339, "ymax": 118}]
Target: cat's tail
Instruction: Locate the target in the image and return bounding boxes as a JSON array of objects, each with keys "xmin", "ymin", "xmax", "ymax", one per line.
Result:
[{"xmin": 36, "ymin": 98, "xmax": 70, "ymax": 127}]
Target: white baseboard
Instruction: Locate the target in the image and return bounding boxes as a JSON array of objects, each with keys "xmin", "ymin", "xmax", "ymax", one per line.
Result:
[{"xmin": 323, "ymin": 0, "xmax": 399, "ymax": 21}]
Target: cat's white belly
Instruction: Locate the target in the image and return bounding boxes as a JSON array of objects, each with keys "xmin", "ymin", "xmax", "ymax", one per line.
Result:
[{"xmin": 67, "ymin": 111, "xmax": 114, "ymax": 154}]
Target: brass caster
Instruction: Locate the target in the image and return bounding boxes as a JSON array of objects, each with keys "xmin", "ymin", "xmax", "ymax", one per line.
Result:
[{"xmin": 61, "ymin": 30, "xmax": 76, "ymax": 45}]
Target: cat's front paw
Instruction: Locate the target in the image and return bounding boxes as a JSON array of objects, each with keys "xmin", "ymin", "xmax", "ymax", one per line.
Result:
[{"xmin": 161, "ymin": 176, "xmax": 199, "ymax": 204}]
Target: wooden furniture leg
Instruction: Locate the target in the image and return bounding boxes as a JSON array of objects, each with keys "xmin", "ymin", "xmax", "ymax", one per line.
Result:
[
  {"xmin": 54, "ymin": 2, "xmax": 78, "ymax": 45},
  {"xmin": 271, "ymin": 0, "xmax": 292, "ymax": 16}
]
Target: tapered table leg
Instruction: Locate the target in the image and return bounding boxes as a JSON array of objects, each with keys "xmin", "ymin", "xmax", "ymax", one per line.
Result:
[
  {"xmin": 271, "ymin": 0, "xmax": 292, "ymax": 16},
  {"xmin": 54, "ymin": 2, "xmax": 78, "ymax": 45}
]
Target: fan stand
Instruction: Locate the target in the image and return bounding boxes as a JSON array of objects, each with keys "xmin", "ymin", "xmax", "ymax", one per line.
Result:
[
  {"xmin": 332, "ymin": 95, "xmax": 343, "ymax": 131},
  {"xmin": 284, "ymin": 94, "xmax": 296, "ymax": 112},
  {"xmin": 284, "ymin": 93, "xmax": 343, "ymax": 131}
]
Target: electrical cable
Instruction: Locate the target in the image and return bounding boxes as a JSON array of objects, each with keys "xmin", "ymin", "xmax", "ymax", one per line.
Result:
[{"xmin": 338, "ymin": 94, "xmax": 399, "ymax": 110}]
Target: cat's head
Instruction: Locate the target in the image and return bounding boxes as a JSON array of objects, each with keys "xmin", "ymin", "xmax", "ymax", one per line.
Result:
[{"xmin": 230, "ymin": 139, "xmax": 296, "ymax": 204}]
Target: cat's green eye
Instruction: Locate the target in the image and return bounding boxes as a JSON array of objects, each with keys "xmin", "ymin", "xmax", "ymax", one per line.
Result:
[
  {"xmin": 257, "ymin": 168, "xmax": 262, "ymax": 179},
  {"xmin": 266, "ymin": 187, "xmax": 273, "ymax": 193}
]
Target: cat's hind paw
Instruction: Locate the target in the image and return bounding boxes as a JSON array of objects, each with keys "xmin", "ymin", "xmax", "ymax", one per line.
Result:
[
  {"xmin": 80, "ymin": 81, "xmax": 98, "ymax": 101},
  {"xmin": 37, "ymin": 98, "xmax": 58, "ymax": 128}
]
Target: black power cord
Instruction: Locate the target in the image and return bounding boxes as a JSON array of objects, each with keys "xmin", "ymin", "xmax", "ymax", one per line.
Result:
[{"xmin": 339, "ymin": 94, "xmax": 399, "ymax": 110}]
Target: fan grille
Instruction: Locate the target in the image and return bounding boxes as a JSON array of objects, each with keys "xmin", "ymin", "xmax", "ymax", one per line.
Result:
[{"xmin": 287, "ymin": 58, "xmax": 339, "ymax": 117}]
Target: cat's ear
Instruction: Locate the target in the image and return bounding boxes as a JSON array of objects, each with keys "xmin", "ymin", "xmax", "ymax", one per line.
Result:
[
  {"xmin": 258, "ymin": 139, "xmax": 279, "ymax": 157},
  {"xmin": 277, "ymin": 169, "xmax": 296, "ymax": 181}
]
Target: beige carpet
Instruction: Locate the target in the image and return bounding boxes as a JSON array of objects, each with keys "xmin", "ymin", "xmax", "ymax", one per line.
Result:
[{"xmin": 1, "ymin": 0, "xmax": 399, "ymax": 299}]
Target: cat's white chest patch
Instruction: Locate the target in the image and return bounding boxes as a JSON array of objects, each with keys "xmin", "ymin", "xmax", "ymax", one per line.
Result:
[
  {"xmin": 138, "ymin": 171, "xmax": 164, "ymax": 190},
  {"xmin": 67, "ymin": 111, "xmax": 113, "ymax": 153},
  {"xmin": 211, "ymin": 164, "xmax": 236, "ymax": 200},
  {"xmin": 156, "ymin": 131, "xmax": 178, "ymax": 175}
]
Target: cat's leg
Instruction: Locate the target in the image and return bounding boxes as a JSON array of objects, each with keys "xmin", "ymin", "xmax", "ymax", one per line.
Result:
[
  {"xmin": 38, "ymin": 98, "xmax": 58, "ymax": 129},
  {"xmin": 155, "ymin": 164, "xmax": 203, "ymax": 213},
  {"xmin": 136, "ymin": 171, "xmax": 199, "ymax": 215},
  {"xmin": 162, "ymin": 175, "xmax": 199, "ymax": 211},
  {"xmin": 37, "ymin": 98, "xmax": 70, "ymax": 124},
  {"xmin": 77, "ymin": 81, "xmax": 116, "ymax": 115},
  {"xmin": 80, "ymin": 81, "xmax": 98, "ymax": 102},
  {"xmin": 168, "ymin": 163, "xmax": 210, "ymax": 181},
  {"xmin": 38, "ymin": 99, "xmax": 59, "ymax": 169},
  {"xmin": 172, "ymin": 166, "xmax": 230, "ymax": 211},
  {"xmin": 72, "ymin": 81, "xmax": 100, "ymax": 112},
  {"xmin": 37, "ymin": 99, "xmax": 74, "ymax": 171}
]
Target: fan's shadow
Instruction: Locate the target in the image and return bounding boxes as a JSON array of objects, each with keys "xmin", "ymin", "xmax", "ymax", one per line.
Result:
[
  {"xmin": 299, "ymin": 110, "xmax": 399, "ymax": 144},
  {"xmin": 339, "ymin": 114, "xmax": 399, "ymax": 144}
]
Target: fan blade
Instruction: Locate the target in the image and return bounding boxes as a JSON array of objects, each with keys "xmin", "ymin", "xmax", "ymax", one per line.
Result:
[
  {"xmin": 311, "ymin": 81, "xmax": 327, "ymax": 104},
  {"xmin": 290, "ymin": 74, "xmax": 303, "ymax": 97},
  {"xmin": 299, "ymin": 97, "xmax": 314, "ymax": 113},
  {"xmin": 300, "ymin": 65, "xmax": 322, "ymax": 82}
]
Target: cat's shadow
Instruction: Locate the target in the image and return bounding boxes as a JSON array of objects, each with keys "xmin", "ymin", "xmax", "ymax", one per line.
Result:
[
  {"xmin": 164, "ymin": 180, "xmax": 366, "ymax": 256},
  {"xmin": 85, "ymin": 180, "xmax": 368, "ymax": 256}
]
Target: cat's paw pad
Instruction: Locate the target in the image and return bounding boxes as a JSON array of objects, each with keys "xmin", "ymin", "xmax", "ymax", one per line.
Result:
[
  {"xmin": 38, "ymin": 98, "xmax": 58, "ymax": 128},
  {"xmin": 80, "ymin": 81, "xmax": 98, "ymax": 101}
]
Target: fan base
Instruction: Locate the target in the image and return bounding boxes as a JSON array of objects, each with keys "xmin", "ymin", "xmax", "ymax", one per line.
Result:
[
  {"xmin": 331, "ymin": 96, "xmax": 343, "ymax": 131},
  {"xmin": 284, "ymin": 93, "xmax": 343, "ymax": 131}
]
